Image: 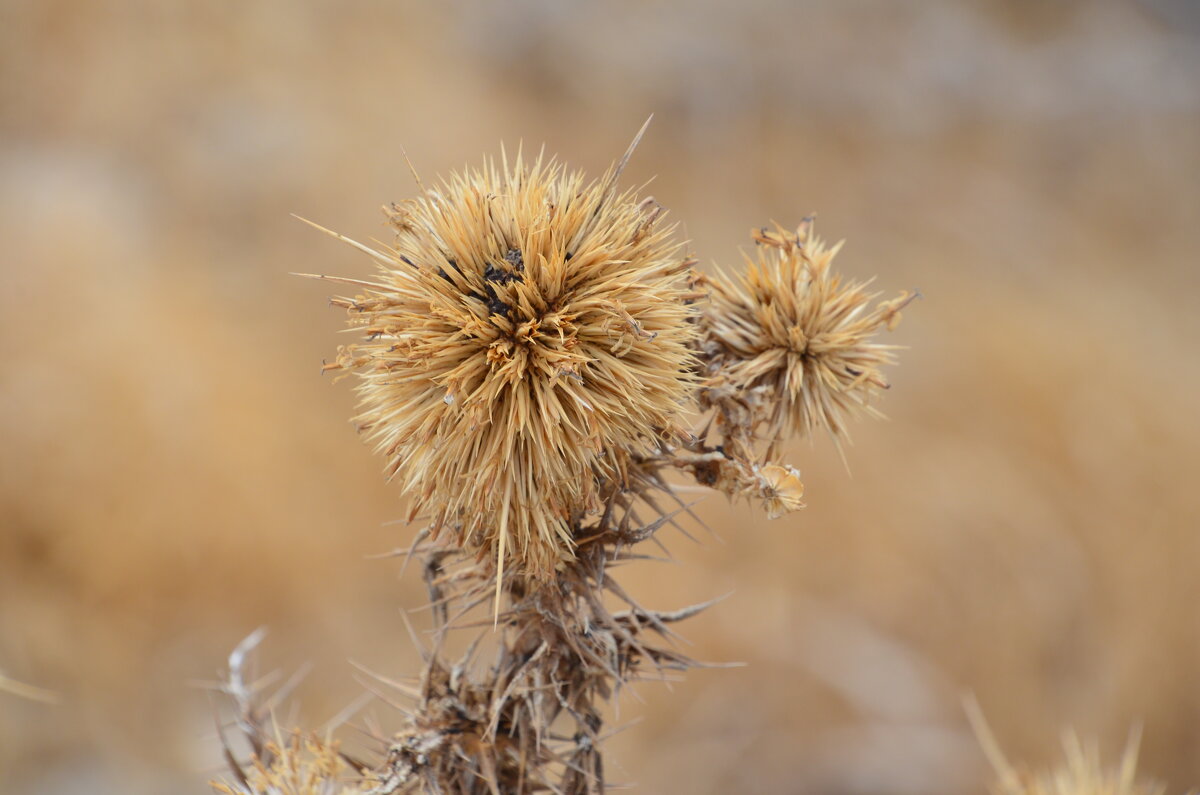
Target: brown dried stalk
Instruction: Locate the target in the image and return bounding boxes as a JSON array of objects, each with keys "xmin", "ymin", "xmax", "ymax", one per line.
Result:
[{"xmin": 364, "ymin": 492, "xmax": 718, "ymax": 795}]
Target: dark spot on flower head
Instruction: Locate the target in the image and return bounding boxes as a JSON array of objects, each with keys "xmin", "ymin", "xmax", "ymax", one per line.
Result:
[
  {"xmin": 484, "ymin": 288, "xmax": 512, "ymax": 318},
  {"xmin": 398, "ymin": 254, "xmax": 415, "ymax": 267},
  {"xmin": 565, "ymin": 251, "xmax": 574, "ymax": 261},
  {"xmin": 504, "ymin": 247, "xmax": 524, "ymax": 270},
  {"xmin": 479, "ymin": 248, "xmax": 525, "ymax": 319},
  {"xmin": 484, "ymin": 248, "xmax": 525, "ymax": 286},
  {"xmin": 482, "ymin": 263, "xmax": 511, "ymax": 285}
]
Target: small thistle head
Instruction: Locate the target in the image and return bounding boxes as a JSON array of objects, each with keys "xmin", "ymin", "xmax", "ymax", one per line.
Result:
[
  {"xmin": 323, "ymin": 145, "xmax": 698, "ymax": 581},
  {"xmin": 699, "ymin": 220, "xmax": 913, "ymax": 450}
]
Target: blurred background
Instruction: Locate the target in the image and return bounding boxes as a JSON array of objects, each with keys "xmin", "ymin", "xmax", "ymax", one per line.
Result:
[{"xmin": 2, "ymin": 1, "xmax": 1198, "ymax": 792}]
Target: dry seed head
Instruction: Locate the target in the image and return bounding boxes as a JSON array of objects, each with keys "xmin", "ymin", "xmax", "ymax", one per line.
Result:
[
  {"xmin": 324, "ymin": 147, "xmax": 698, "ymax": 581},
  {"xmin": 700, "ymin": 220, "xmax": 913, "ymax": 447}
]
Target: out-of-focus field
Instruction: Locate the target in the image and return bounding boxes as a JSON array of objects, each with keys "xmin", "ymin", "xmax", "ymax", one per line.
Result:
[{"xmin": 2, "ymin": 2, "xmax": 1198, "ymax": 792}]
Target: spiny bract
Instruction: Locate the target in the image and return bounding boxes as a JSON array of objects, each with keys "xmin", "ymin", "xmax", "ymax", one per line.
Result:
[{"xmin": 324, "ymin": 149, "xmax": 698, "ymax": 581}]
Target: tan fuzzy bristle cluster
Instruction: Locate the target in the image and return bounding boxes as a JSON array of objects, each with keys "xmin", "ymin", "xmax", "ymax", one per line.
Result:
[
  {"xmin": 212, "ymin": 732, "xmax": 372, "ymax": 795},
  {"xmin": 699, "ymin": 220, "xmax": 914, "ymax": 452},
  {"xmin": 320, "ymin": 145, "xmax": 698, "ymax": 582}
]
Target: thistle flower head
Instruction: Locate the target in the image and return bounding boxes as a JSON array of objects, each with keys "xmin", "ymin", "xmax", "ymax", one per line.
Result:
[
  {"xmin": 322, "ymin": 142, "xmax": 698, "ymax": 581},
  {"xmin": 699, "ymin": 220, "xmax": 913, "ymax": 449}
]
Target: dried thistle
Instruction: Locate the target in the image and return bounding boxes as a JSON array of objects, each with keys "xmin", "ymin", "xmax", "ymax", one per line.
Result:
[
  {"xmin": 247, "ymin": 128, "xmax": 915, "ymax": 794},
  {"xmin": 315, "ymin": 129, "xmax": 698, "ymax": 584},
  {"xmin": 698, "ymin": 219, "xmax": 914, "ymax": 461}
]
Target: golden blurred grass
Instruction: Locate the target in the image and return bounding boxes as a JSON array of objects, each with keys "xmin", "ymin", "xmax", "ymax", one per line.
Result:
[{"xmin": 1, "ymin": 2, "xmax": 1198, "ymax": 792}]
